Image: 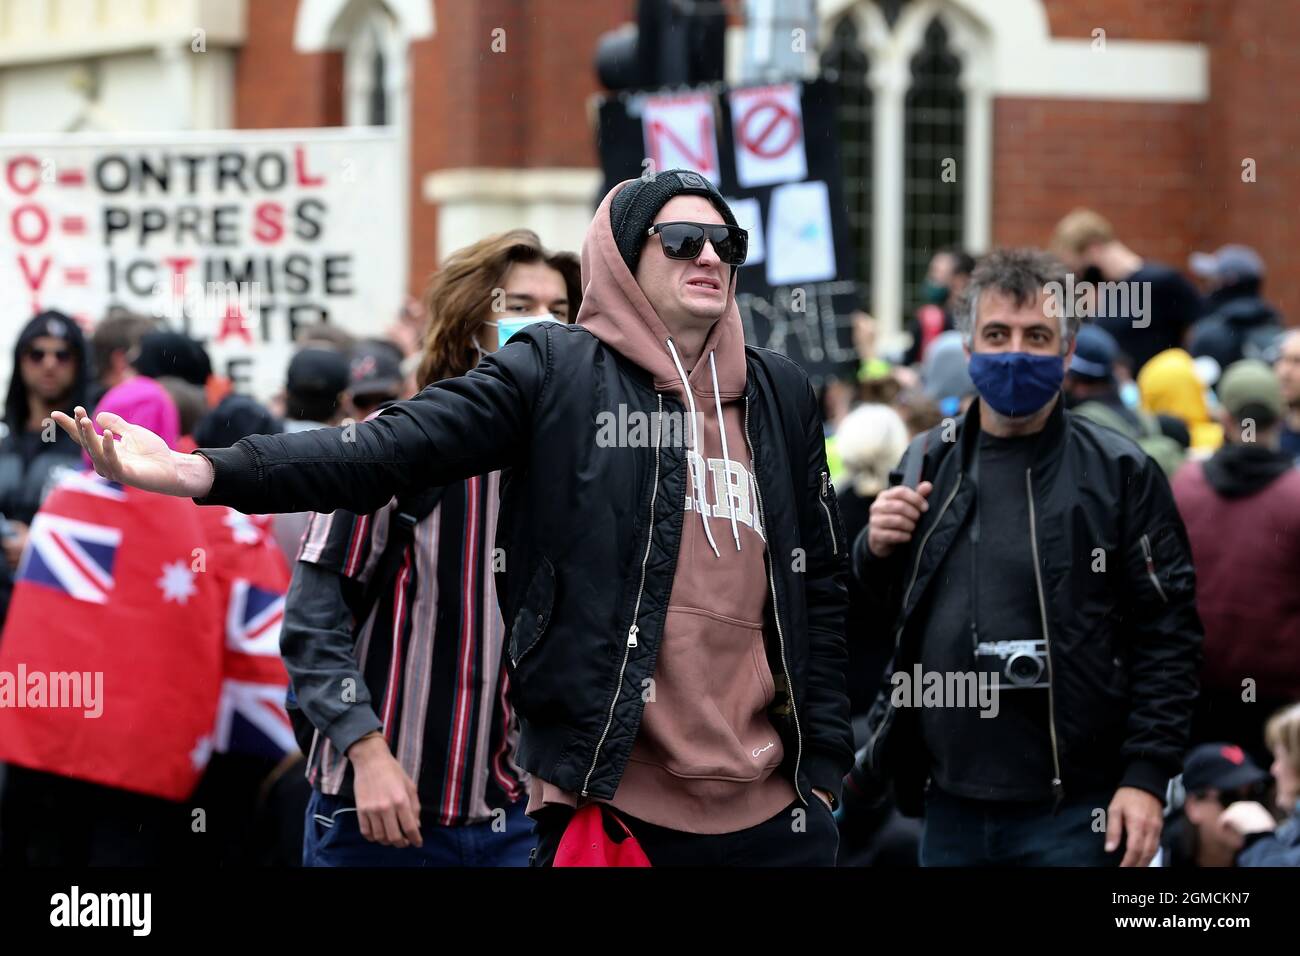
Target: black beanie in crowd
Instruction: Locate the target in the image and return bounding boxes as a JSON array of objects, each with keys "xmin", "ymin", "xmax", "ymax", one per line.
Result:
[{"xmin": 609, "ymin": 168, "xmax": 740, "ymax": 276}]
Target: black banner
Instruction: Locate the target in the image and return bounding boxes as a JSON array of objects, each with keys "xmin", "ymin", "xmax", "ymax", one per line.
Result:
[{"xmin": 596, "ymin": 79, "xmax": 862, "ymax": 385}]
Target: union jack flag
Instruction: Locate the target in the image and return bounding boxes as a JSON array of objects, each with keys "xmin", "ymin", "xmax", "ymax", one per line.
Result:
[
  {"xmin": 215, "ymin": 577, "xmax": 294, "ymax": 760},
  {"xmin": 225, "ymin": 580, "xmax": 285, "ymax": 657},
  {"xmin": 214, "ymin": 679, "xmax": 297, "ymax": 761},
  {"xmin": 16, "ymin": 512, "xmax": 122, "ymax": 604}
]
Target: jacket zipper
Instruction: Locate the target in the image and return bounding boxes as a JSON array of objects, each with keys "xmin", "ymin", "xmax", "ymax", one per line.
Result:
[
  {"xmin": 580, "ymin": 394, "xmax": 664, "ymax": 797},
  {"xmin": 818, "ymin": 470, "xmax": 838, "ymax": 555},
  {"xmin": 1026, "ymin": 468, "xmax": 1065, "ymax": 808},
  {"xmin": 743, "ymin": 396, "xmax": 806, "ymax": 805},
  {"xmin": 864, "ymin": 473, "xmax": 962, "ymax": 771},
  {"xmin": 1139, "ymin": 533, "xmax": 1168, "ymax": 603}
]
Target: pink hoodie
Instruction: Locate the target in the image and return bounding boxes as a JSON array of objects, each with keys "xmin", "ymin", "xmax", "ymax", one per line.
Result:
[
  {"xmin": 87, "ymin": 376, "xmax": 181, "ymax": 468},
  {"xmin": 526, "ymin": 181, "xmax": 795, "ymax": 833}
]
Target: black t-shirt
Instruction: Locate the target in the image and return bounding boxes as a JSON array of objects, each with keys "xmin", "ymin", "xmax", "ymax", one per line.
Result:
[
  {"xmin": 918, "ymin": 430, "xmax": 1055, "ymax": 802},
  {"xmin": 1095, "ymin": 262, "xmax": 1201, "ymax": 375}
]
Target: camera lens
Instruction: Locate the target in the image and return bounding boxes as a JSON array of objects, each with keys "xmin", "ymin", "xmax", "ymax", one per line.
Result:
[{"xmin": 1006, "ymin": 652, "xmax": 1044, "ymax": 687}]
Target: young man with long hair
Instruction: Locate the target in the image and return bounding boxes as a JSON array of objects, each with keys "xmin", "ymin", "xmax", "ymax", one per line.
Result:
[{"xmin": 283, "ymin": 230, "xmax": 580, "ymax": 865}]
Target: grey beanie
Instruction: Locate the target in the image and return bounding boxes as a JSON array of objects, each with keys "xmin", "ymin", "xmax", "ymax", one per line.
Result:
[{"xmin": 609, "ymin": 168, "xmax": 739, "ymax": 276}]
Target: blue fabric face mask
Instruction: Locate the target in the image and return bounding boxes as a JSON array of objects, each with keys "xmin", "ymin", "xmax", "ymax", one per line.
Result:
[{"xmin": 967, "ymin": 351, "xmax": 1065, "ymax": 418}]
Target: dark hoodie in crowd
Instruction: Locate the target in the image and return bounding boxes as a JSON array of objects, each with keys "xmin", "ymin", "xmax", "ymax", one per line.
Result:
[
  {"xmin": 1189, "ymin": 279, "xmax": 1285, "ymax": 371},
  {"xmin": 193, "ymin": 394, "xmax": 282, "ymax": 449},
  {"xmin": 1, "ymin": 312, "xmax": 91, "ymax": 623},
  {"xmin": 525, "ymin": 180, "xmax": 797, "ymax": 834}
]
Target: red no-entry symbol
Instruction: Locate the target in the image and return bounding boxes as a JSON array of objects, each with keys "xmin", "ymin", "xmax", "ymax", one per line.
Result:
[{"xmin": 737, "ymin": 98, "xmax": 801, "ymax": 159}]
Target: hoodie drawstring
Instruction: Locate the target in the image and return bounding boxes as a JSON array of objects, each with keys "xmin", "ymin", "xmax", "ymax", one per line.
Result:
[
  {"xmin": 709, "ymin": 351, "xmax": 741, "ymax": 551},
  {"xmin": 670, "ymin": 338, "xmax": 743, "ymax": 556},
  {"xmin": 665, "ymin": 340, "xmax": 717, "ymax": 556}
]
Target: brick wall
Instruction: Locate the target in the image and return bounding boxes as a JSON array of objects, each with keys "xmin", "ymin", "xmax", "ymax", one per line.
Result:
[
  {"xmin": 228, "ymin": 0, "xmax": 1300, "ymax": 320},
  {"xmin": 1039, "ymin": 0, "xmax": 1210, "ymax": 42},
  {"xmin": 406, "ymin": 0, "xmax": 629, "ymax": 292},
  {"xmin": 1198, "ymin": 0, "xmax": 1300, "ymax": 320},
  {"xmin": 991, "ymin": 98, "xmax": 1205, "ymax": 275},
  {"xmin": 234, "ymin": 0, "xmax": 342, "ymax": 129}
]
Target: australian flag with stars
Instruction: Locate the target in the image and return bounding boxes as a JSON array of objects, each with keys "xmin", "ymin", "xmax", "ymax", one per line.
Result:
[
  {"xmin": 0, "ymin": 471, "xmax": 225, "ymax": 800},
  {"xmin": 0, "ymin": 470, "xmax": 293, "ymax": 799}
]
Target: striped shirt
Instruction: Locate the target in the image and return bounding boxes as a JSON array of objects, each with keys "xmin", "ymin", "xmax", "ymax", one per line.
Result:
[{"xmin": 296, "ymin": 472, "xmax": 526, "ymax": 826}]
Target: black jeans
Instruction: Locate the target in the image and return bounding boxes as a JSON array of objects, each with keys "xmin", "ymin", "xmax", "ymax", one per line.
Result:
[
  {"xmin": 531, "ymin": 798, "xmax": 839, "ymax": 867},
  {"xmin": 919, "ymin": 787, "xmax": 1122, "ymax": 867}
]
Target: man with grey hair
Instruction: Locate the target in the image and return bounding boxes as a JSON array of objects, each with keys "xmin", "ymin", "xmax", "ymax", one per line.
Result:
[{"xmin": 844, "ymin": 248, "xmax": 1203, "ymax": 867}]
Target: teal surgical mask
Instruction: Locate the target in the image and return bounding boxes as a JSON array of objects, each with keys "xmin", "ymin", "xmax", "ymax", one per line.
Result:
[
  {"xmin": 1119, "ymin": 381, "xmax": 1140, "ymax": 409},
  {"xmin": 478, "ymin": 313, "xmax": 561, "ymax": 356},
  {"xmin": 921, "ymin": 279, "xmax": 950, "ymax": 306}
]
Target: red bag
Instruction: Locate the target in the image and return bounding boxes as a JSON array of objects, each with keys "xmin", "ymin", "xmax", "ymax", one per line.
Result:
[{"xmin": 553, "ymin": 804, "xmax": 652, "ymax": 867}]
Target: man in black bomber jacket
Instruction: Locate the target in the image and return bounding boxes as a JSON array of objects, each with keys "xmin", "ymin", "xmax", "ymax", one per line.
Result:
[
  {"xmin": 845, "ymin": 249, "xmax": 1202, "ymax": 867},
  {"xmin": 55, "ymin": 169, "xmax": 854, "ymax": 867}
]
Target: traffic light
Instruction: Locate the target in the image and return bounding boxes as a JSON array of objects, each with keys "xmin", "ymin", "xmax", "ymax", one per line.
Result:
[{"xmin": 595, "ymin": 0, "xmax": 727, "ymax": 92}]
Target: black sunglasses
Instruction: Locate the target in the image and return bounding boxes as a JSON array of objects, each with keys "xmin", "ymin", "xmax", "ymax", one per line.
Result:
[
  {"xmin": 647, "ymin": 221, "xmax": 748, "ymax": 266},
  {"xmin": 24, "ymin": 347, "xmax": 73, "ymax": 364}
]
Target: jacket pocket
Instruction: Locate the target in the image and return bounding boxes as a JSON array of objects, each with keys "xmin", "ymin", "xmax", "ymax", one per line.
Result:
[{"xmin": 508, "ymin": 557, "xmax": 556, "ymax": 668}]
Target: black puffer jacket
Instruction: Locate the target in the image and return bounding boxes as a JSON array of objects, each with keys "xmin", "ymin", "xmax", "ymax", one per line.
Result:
[
  {"xmin": 197, "ymin": 322, "xmax": 854, "ymax": 806},
  {"xmin": 848, "ymin": 398, "xmax": 1202, "ymax": 815}
]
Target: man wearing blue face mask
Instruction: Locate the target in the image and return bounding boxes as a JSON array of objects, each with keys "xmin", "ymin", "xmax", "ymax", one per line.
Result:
[{"xmin": 845, "ymin": 248, "xmax": 1203, "ymax": 868}]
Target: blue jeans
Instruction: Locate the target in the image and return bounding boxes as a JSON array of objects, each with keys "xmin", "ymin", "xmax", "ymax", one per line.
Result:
[
  {"xmin": 920, "ymin": 787, "xmax": 1121, "ymax": 867},
  {"xmin": 303, "ymin": 790, "xmax": 535, "ymax": 867}
]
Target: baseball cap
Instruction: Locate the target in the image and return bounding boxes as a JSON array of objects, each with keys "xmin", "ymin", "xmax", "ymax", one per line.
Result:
[
  {"xmin": 286, "ymin": 347, "xmax": 350, "ymax": 400},
  {"xmin": 347, "ymin": 341, "xmax": 404, "ymax": 402},
  {"xmin": 1068, "ymin": 323, "xmax": 1119, "ymax": 381},
  {"xmin": 1217, "ymin": 359, "xmax": 1283, "ymax": 427},
  {"xmin": 1189, "ymin": 244, "xmax": 1265, "ymax": 283},
  {"xmin": 1182, "ymin": 742, "xmax": 1271, "ymax": 795}
]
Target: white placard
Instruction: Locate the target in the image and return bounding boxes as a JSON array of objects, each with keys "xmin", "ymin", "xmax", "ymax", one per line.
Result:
[
  {"xmin": 641, "ymin": 93, "xmax": 721, "ymax": 185},
  {"xmin": 0, "ymin": 128, "xmax": 402, "ymax": 400},
  {"xmin": 726, "ymin": 196, "xmax": 764, "ymax": 266},
  {"xmin": 765, "ymin": 180, "xmax": 836, "ymax": 287},
  {"xmin": 729, "ymin": 84, "xmax": 807, "ymax": 188}
]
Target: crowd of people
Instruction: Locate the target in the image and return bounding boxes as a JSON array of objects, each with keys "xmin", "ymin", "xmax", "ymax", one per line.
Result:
[
  {"xmin": 0, "ymin": 177, "xmax": 1297, "ymax": 868},
  {"xmin": 827, "ymin": 209, "xmax": 1300, "ymax": 867}
]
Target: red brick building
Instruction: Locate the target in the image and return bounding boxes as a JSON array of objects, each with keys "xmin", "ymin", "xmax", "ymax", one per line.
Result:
[{"xmin": 1, "ymin": 0, "xmax": 1296, "ymax": 338}]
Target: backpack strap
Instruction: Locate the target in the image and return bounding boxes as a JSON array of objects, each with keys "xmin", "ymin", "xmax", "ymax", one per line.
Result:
[{"xmin": 900, "ymin": 429, "xmax": 932, "ymax": 489}]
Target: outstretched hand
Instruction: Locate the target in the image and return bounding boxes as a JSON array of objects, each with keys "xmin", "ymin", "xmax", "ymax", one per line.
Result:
[{"xmin": 52, "ymin": 406, "xmax": 214, "ymax": 498}]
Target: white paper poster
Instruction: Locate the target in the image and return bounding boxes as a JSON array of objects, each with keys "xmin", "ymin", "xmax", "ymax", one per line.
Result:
[
  {"xmin": 729, "ymin": 84, "xmax": 808, "ymax": 189},
  {"xmin": 726, "ymin": 196, "xmax": 764, "ymax": 266},
  {"xmin": 0, "ymin": 128, "xmax": 403, "ymax": 400},
  {"xmin": 641, "ymin": 93, "xmax": 721, "ymax": 185},
  {"xmin": 765, "ymin": 180, "xmax": 836, "ymax": 287}
]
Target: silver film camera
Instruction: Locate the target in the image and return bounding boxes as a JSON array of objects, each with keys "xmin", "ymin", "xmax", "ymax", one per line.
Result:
[{"xmin": 973, "ymin": 639, "xmax": 1049, "ymax": 689}]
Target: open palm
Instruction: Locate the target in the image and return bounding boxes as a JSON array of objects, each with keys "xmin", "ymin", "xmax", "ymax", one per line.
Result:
[{"xmin": 53, "ymin": 406, "xmax": 184, "ymax": 494}]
